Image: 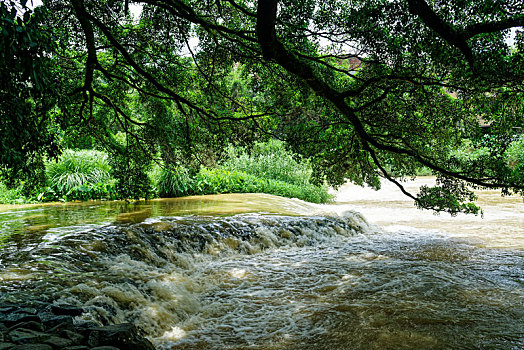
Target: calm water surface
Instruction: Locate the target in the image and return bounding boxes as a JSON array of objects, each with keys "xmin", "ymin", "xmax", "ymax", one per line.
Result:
[{"xmin": 0, "ymin": 178, "xmax": 522, "ymax": 349}]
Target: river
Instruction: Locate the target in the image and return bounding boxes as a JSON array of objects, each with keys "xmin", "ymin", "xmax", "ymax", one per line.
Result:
[{"xmin": 0, "ymin": 177, "xmax": 522, "ymax": 349}]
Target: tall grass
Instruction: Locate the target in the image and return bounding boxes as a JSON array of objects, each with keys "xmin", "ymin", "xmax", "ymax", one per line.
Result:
[
  {"xmin": 153, "ymin": 140, "xmax": 333, "ymax": 203},
  {"xmin": 220, "ymin": 139, "xmax": 313, "ymax": 186},
  {"xmin": 195, "ymin": 168, "xmax": 332, "ymax": 203},
  {"xmin": 154, "ymin": 166, "xmax": 194, "ymax": 197},
  {"xmin": 45, "ymin": 149, "xmax": 114, "ymax": 198}
]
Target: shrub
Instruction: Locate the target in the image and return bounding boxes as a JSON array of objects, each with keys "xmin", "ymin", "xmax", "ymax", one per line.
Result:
[
  {"xmin": 154, "ymin": 166, "xmax": 195, "ymax": 197},
  {"xmin": 194, "ymin": 168, "xmax": 332, "ymax": 203},
  {"xmin": 0, "ymin": 181, "xmax": 28, "ymax": 204},
  {"xmin": 220, "ymin": 139, "xmax": 313, "ymax": 186},
  {"xmin": 152, "ymin": 165, "xmax": 332, "ymax": 203},
  {"xmin": 45, "ymin": 149, "xmax": 115, "ymax": 200},
  {"xmin": 506, "ymin": 136, "xmax": 524, "ymax": 178}
]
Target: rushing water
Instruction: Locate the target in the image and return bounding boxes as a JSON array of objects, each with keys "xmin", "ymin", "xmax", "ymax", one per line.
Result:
[{"xmin": 0, "ymin": 179, "xmax": 523, "ymax": 349}]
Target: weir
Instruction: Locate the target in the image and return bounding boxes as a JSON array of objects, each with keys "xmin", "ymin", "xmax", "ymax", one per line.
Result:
[{"xmin": 0, "ymin": 188, "xmax": 523, "ymax": 349}]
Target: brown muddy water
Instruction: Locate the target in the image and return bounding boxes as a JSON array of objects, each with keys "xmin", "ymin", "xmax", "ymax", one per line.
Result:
[{"xmin": 0, "ymin": 179, "xmax": 522, "ymax": 349}]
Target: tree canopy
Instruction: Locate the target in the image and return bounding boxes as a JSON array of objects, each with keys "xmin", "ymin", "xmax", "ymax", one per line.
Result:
[{"xmin": 1, "ymin": 0, "xmax": 523, "ymax": 213}]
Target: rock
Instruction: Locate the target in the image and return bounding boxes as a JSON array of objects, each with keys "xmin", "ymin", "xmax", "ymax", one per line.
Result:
[
  {"xmin": 72, "ymin": 321, "xmax": 98, "ymax": 329},
  {"xmin": 59, "ymin": 330, "xmax": 84, "ymax": 345},
  {"xmin": 0, "ymin": 308, "xmax": 16, "ymax": 314},
  {"xmin": 49, "ymin": 306, "xmax": 82, "ymax": 317},
  {"xmin": 13, "ymin": 308, "xmax": 37, "ymax": 316},
  {"xmin": 44, "ymin": 335, "xmax": 74, "ymax": 348},
  {"xmin": 86, "ymin": 331, "xmax": 98, "ymax": 348},
  {"xmin": 0, "ymin": 315, "xmax": 40, "ymax": 327},
  {"xmin": 0, "ymin": 303, "xmax": 153, "ymax": 350},
  {"xmin": 42, "ymin": 316, "xmax": 74, "ymax": 331},
  {"xmin": 87, "ymin": 324, "xmax": 154, "ymax": 350},
  {"xmin": 0, "ymin": 303, "xmax": 18, "ymax": 312},
  {"xmin": 73, "ymin": 321, "xmax": 102, "ymax": 340},
  {"xmin": 8, "ymin": 329, "xmax": 50, "ymax": 344},
  {"xmin": 11, "ymin": 344, "xmax": 53, "ymax": 350},
  {"xmin": 8, "ymin": 322, "xmax": 44, "ymax": 332}
]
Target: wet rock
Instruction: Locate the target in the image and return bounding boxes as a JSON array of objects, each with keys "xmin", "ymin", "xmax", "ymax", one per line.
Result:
[
  {"xmin": 0, "ymin": 315, "xmax": 40, "ymax": 327},
  {"xmin": 8, "ymin": 321, "xmax": 44, "ymax": 332},
  {"xmin": 59, "ymin": 330, "xmax": 84, "ymax": 345},
  {"xmin": 44, "ymin": 335, "xmax": 74, "ymax": 348},
  {"xmin": 71, "ymin": 321, "xmax": 98, "ymax": 330},
  {"xmin": 8, "ymin": 329, "xmax": 50, "ymax": 344},
  {"xmin": 0, "ymin": 308, "xmax": 15, "ymax": 314},
  {"xmin": 87, "ymin": 324, "xmax": 154, "ymax": 350},
  {"xmin": 86, "ymin": 331, "xmax": 98, "ymax": 348},
  {"xmin": 11, "ymin": 344, "xmax": 53, "ymax": 350},
  {"xmin": 49, "ymin": 306, "xmax": 82, "ymax": 317},
  {"xmin": 0, "ymin": 303, "xmax": 155, "ymax": 350},
  {"xmin": 0, "ymin": 304, "xmax": 18, "ymax": 312},
  {"xmin": 42, "ymin": 316, "xmax": 74, "ymax": 331},
  {"xmin": 13, "ymin": 308, "xmax": 37, "ymax": 315}
]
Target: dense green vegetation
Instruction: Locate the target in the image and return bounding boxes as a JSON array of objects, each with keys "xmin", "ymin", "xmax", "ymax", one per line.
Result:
[
  {"xmin": 154, "ymin": 140, "xmax": 331, "ymax": 203},
  {"xmin": 0, "ymin": 140, "xmax": 331, "ymax": 204},
  {"xmin": 39, "ymin": 149, "xmax": 116, "ymax": 201},
  {"xmin": 1, "ymin": 0, "xmax": 523, "ymax": 212}
]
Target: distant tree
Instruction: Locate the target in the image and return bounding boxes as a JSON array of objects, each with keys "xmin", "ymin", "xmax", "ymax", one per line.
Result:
[{"xmin": 4, "ymin": 0, "xmax": 524, "ymax": 211}]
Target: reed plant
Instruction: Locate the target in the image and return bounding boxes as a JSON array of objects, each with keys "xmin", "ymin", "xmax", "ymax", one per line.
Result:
[
  {"xmin": 154, "ymin": 166, "xmax": 195, "ymax": 197},
  {"xmin": 194, "ymin": 168, "xmax": 332, "ymax": 203},
  {"xmin": 45, "ymin": 149, "xmax": 115, "ymax": 200},
  {"xmin": 220, "ymin": 139, "xmax": 313, "ymax": 186}
]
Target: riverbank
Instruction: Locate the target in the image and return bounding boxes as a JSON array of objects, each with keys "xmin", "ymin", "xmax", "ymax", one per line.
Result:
[{"xmin": 0, "ymin": 141, "xmax": 332, "ymax": 206}]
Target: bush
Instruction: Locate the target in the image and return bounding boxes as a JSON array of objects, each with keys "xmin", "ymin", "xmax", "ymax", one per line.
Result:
[
  {"xmin": 0, "ymin": 181, "xmax": 28, "ymax": 204},
  {"xmin": 506, "ymin": 136, "xmax": 524, "ymax": 178},
  {"xmin": 194, "ymin": 168, "xmax": 332, "ymax": 203},
  {"xmin": 152, "ymin": 165, "xmax": 332, "ymax": 203},
  {"xmin": 220, "ymin": 139, "xmax": 313, "ymax": 186},
  {"xmin": 45, "ymin": 149, "xmax": 115, "ymax": 200},
  {"xmin": 154, "ymin": 166, "xmax": 195, "ymax": 197}
]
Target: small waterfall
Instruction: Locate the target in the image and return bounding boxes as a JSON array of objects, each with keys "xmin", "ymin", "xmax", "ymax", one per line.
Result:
[
  {"xmin": 2, "ymin": 189, "xmax": 521, "ymax": 350},
  {"xmin": 0, "ymin": 211, "xmax": 372, "ymax": 338}
]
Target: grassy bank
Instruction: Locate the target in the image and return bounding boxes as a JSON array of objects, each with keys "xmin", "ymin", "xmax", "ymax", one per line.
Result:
[
  {"xmin": 154, "ymin": 140, "xmax": 332, "ymax": 203},
  {"xmin": 0, "ymin": 140, "xmax": 333, "ymax": 204}
]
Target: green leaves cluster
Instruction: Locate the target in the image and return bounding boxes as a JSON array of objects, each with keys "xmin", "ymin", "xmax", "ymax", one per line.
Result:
[
  {"xmin": 153, "ymin": 140, "xmax": 332, "ymax": 203},
  {"xmin": 220, "ymin": 139, "xmax": 314, "ymax": 187},
  {"xmin": 40, "ymin": 149, "xmax": 116, "ymax": 201},
  {"xmin": 0, "ymin": 1, "xmax": 61, "ymax": 189}
]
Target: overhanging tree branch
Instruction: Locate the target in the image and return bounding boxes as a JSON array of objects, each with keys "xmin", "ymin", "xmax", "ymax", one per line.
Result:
[
  {"xmin": 405, "ymin": 0, "xmax": 474, "ymax": 65},
  {"xmin": 256, "ymin": 0, "xmax": 524, "ymax": 199}
]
